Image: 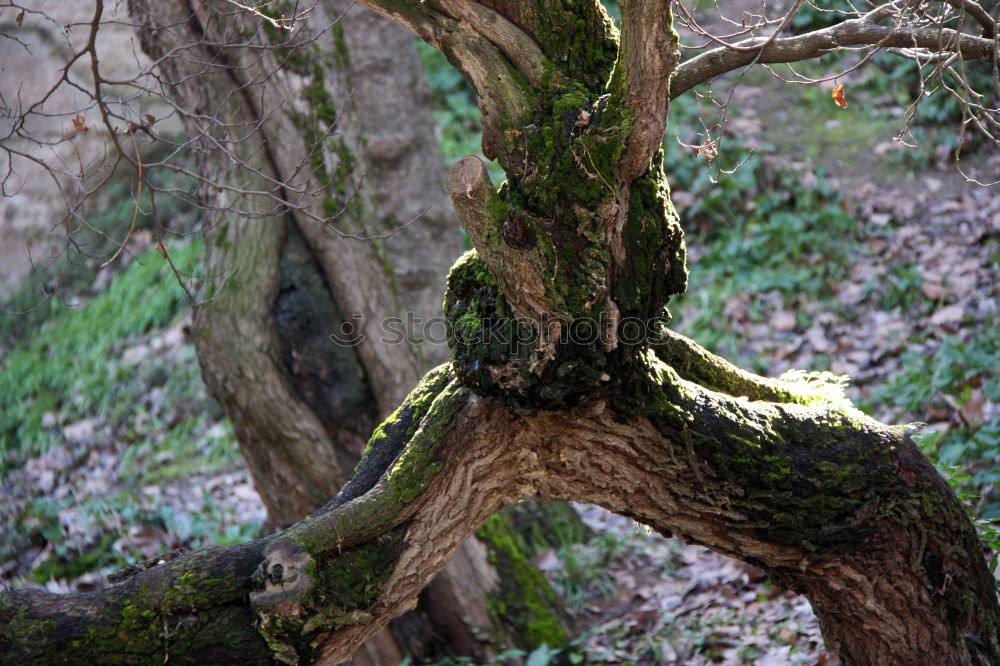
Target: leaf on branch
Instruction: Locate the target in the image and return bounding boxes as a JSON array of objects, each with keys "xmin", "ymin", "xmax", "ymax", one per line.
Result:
[
  {"xmin": 71, "ymin": 114, "xmax": 88, "ymax": 132},
  {"xmin": 832, "ymin": 84, "xmax": 848, "ymax": 110},
  {"xmin": 694, "ymin": 139, "xmax": 718, "ymax": 162},
  {"xmin": 16, "ymin": 10, "xmax": 24, "ymax": 25}
]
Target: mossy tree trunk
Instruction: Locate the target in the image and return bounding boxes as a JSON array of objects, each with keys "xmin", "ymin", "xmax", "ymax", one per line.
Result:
[
  {"xmin": 62, "ymin": 0, "xmax": 568, "ymax": 662},
  {"xmin": 1, "ymin": 2, "xmax": 998, "ymax": 666}
]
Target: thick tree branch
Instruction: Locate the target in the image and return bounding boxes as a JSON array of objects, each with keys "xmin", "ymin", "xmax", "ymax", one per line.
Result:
[
  {"xmin": 5, "ymin": 354, "xmax": 997, "ymax": 664},
  {"xmin": 446, "ymin": 156, "xmax": 552, "ymax": 322},
  {"xmin": 1, "ymin": 538, "xmax": 275, "ymax": 664},
  {"xmin": 425, "ymin": 0, "xmax": 551, "ymax": 88},
  {"xmin": 940, "ymin": 0, "xmax": 996, "ymax": 39},
  {"xmin": 351, "ymin": 0, "xmax": 538, "ymax": 163},
  {"xmin": 607, "ymin": 0, "xmax": 680, "ymax": 185},
  {"xmin": 653, "ymin": 328, "xmax": 824, "ymax": 405},
  {"xmin": 671, "ymin": 13, "xmax": 998, "ymax": 98}
]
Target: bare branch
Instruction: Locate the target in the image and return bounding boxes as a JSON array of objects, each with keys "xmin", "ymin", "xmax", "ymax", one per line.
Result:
[
  {"xmin": 219, "ymin": 0, "xmax": 315, "ymax": 30},
  {"xmin": 671, "ymin": 9, "xmax": 997, "ymax": 98},
  {"xmin": 939, "ymin": 0, "xmax": 996, "ymax": 38}
]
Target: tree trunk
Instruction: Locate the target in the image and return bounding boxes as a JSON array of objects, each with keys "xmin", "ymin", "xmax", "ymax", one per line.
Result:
[
  {"xmin": 122, "ymin": 0, "xmax": 570, "ymax": 662},
  {"xmin": 2, "ymin": 1, "xmax": 997, "ymax": 665}
]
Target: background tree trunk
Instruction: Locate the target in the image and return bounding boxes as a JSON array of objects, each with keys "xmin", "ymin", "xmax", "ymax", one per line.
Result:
[{"xmin": 129, "ymin": 0, "xmax": 571, "ymax": 661}]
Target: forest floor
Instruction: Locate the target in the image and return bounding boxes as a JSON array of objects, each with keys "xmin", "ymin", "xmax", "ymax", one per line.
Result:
[{"xmin": 2, "ymin": 27, "xmax": 999, "ymax": 666}]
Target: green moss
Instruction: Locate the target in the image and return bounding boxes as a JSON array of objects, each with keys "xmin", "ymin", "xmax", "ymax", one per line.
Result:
[
  {"xmin": 293, "ymin": 60, "xmax": 363, "ymax": 224},
  {"xmin": 383, "ymin": 377, "xmax": 466, "ymax": 505},
  {"xmin": 532, "ymin": 0, "xmax": 618, "ymax": 92},
  {"xmin": 161, "ymin": 569, "xmax": 242, "ymax": 615},
  {"xmin": 286, "ymin": 368, "xmax": 464, "ymax": 554},
  {"xmin": 253, "ymin": 530, "xmax": 405, "ymax": 664},
  {"xmin": 330, "ymin": 22, "xmax": 350, "ymax": 72},
  {"xmin": 314, "ymin": 531, "xmax": 404, "ymax": 611},
  {"xmin": 359, "ymin": 364, "xmax": 453, "ymax": 461},
  {"xmin": 444, "ymin": 250, "xmax": 608, "ymax": 410},
  {"xmin": 635, "ymin": 354, "xmax": 900, "ymax": 551},
  {"xmin": 476, "ymin": 513, "xmax": 568, "ymax": 650},
  {"xmin": 0, "ymin": 608, "xmax": 56, "ymax": 661}
]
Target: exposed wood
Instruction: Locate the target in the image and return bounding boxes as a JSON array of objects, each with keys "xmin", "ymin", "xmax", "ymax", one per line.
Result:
[
  {"xmin": 447, "ymin": 156, "xmax": 551, "ymax": 321},
  {"xmin": 608, "ymin": 0, "xmax": 679, "ymax": 185},
  {"xmin": 5, "ymin": 353, "xmax": 997, "ymax": 665}
]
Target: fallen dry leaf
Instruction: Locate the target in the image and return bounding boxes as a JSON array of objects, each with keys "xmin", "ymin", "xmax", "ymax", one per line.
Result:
[
  {"xmin": 958, "ymin": 388, "xmax": 986, "ymax": 429},
  {"xmin": 929, "ymin": 304, "xmax": 965, "ymax": 328},
  {"xmin": 921, "ymin": 281, "xmax": 949, "ymax": 300},
  {"xmin": 772, "ymin": 310, "xmax": 797, "ymax": 332}
]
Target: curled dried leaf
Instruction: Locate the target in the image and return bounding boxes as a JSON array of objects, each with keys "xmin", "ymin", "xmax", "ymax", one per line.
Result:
[
  {"xmin": 71, "ymin": 114, "xmax": 88, "ymax": 131},
  {"xmin": 832, "ymin": 84, "xmax": 848, "ymax": 109},
  {"xmin": 16, "ymin": 10, "xmax": 24, "ymax": 25},
  {"xmin": 694, "ymin": 139, "xmax": 718, "ymax": 162}
]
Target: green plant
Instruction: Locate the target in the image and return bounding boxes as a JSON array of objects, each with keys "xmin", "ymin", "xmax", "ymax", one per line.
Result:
[
  {"xmin": 1, "ymin": 164, "xmax": 198, "ymax": 351},
  {"xmin": 0, "ymin": 242, "xmax": 203, "ymax": 471},
  {"xmin": 552, "ymin": 533, "xmax": 619, "ymax": 612},
  {"xmin": 865, "ymin": 262, "xmax": 927, "ymax": 312},
  {"xmin": 872, "ymin": 331, "xmax": 997, "ymax": 415},
  {"xmin": 876, "ymin": 329, "xmax": 1000, "ymax": 520},
  {"xmin": 8, "ymin": 483, "xmax": 259, "ymax": 585}
]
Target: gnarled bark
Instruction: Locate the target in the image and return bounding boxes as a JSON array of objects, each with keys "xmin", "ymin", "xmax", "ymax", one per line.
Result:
[
  {"xmin": 4, "ymin": 348, "xmax": 997, "ymax": 664},
  {"xmin": 124, "ymin": 0, "xmax": 569, "ymax": 661},
  {"xmin": 2, "ymin": 1, "xmax": 998, "ymax": 665}
]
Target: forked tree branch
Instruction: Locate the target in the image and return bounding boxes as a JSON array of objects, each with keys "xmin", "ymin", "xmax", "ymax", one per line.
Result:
[
  {"xmin": 425, "ymin": 0, "xmax": 551, "ymax": 88},
  {"xmin": 4, "ymin": 349, "xmax": 997, "ymax": 664},
  {"xmin": 940, "ymin": 0, "xmax": 996, "ymax": 39},
  {"xmin": 671, "ymin": 8, "xmax": 998, "ymax": 98}
]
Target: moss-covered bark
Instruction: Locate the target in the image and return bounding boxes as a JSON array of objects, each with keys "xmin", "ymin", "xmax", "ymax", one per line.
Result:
[
  {"xmin": 127, "ymin": 0, "xmax": 567, "ymax": 662},
  {"xmin": 0, "ymin": 540, "xmax": 273, "ymax": 665},
  {"xmin": 476, "ymin": 513, "xmax": 570, "ymax": 650},
  {"xmin": 4, "ymin": 1, "xmax": 998, "ymax": 665}
]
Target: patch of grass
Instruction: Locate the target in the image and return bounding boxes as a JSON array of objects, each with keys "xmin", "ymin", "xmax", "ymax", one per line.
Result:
[
  {"xmin": 872, "ymin": 327, "xmax": 1000, "ymax": 518},
  {"xmin": 1, "ymin": 168, "xmax": 198, "ymax": 351},
  {"xmin": 551, "ymin": 532, "xmax": 622, "ymax": 612},
  {"xmin": 0, "ymin": 242, "xmax": 202, "ymax": 471},
  {"xmin": 20, "ymin": 488, "xmax": 260, "ymax": 585}
]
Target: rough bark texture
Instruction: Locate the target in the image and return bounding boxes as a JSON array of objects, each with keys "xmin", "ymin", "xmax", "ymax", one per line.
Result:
[
  {"xmin": 4, "ymin": 354, "xmax": 997, "ymax": 665},
  {"xmin": 181, "ymin": 0, "xmax": 460, "ymax": 529},
  {"xmin": 2, "ymin": 1, "xmax": 998, "ymax": 665},
  {"xmin": 117, "ymin": 0, "xmax": 565, "ymax": 662}
]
